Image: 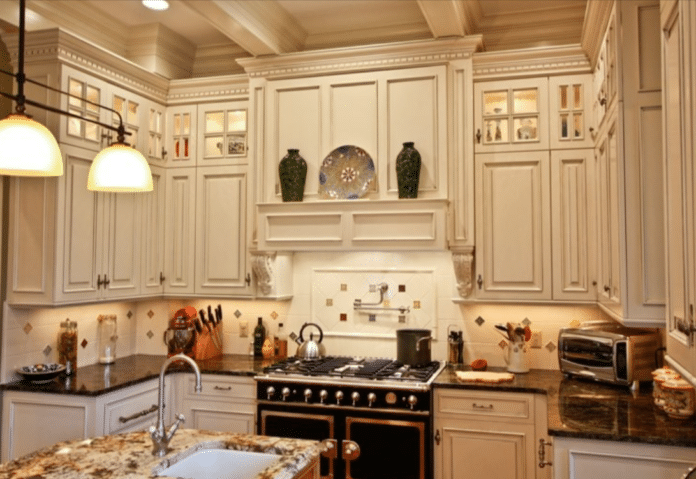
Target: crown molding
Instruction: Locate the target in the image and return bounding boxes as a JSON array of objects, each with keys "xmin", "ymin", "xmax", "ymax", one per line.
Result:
[
  {"xmin": 2, "ymin": 28, "xmax": 169, "ymax": 103},
  {"xmin": 473, "ymin": 44, "xmax": 591, "ymax": 80},
  {"xmin": 167, "ymin": 74, "xmax": 249, "ymax": 104},
  {"xmin": 237, "ymin": 36, "xmax": 483, "ymax": 80},
  {"xmin": 581, "ymin": 0, "xmax": 614, "ymax": 69}
]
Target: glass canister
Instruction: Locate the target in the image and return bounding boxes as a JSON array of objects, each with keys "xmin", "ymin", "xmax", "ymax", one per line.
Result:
[
  {"xmin": 98, "ymin": 314, "xmax": 118, "ymax": 364},
  {"xmin": 58, "ymin": 320, "xmax": 78, "ymax": 375}
]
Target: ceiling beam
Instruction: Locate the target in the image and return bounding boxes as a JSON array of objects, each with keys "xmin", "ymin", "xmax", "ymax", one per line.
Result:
[
  {"xmin": 416, "ymin": 0, "xmax": 468, "ymax": 37},
  {"xmin": 180, "ymin": 0, "xmax": 306, "ymax": 56}
]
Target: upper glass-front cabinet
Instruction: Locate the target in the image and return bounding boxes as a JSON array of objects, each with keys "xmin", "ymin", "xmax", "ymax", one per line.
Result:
[
  {"xmin": 474, "ymin": 78, "xmax": 549, "ymax": 153},
  {"xmin": 549, "ymin": 75, "xmax": 593, "ymax": 149},
  {"xmin": 197, "ymin": 102, "xmax": 248, "ymax": 166}
]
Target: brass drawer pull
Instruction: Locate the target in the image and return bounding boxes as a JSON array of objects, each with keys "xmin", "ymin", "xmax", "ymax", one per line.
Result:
[
  {"xmin": 472, "ymin": 403, "xmax": 494, "ymax": 410},
  {"xmin": 214, "ymin": 385, "xmax": 232, "ymax": 391},
  {"xmin": 119, "ymin": 404, "xmax": 158, "ymax": 423}
]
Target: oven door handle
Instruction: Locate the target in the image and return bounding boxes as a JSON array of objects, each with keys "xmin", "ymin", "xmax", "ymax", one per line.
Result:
[
  {"xmin": 342, "ymin": 440, "xmax": 361, "ymax": 461},
  {"xmin": 321, "ymin": 439, "xmax": 338, "ymax": 460}
]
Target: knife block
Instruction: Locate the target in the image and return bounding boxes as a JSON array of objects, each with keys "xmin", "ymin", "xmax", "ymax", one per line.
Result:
[{"xmin": 193, "ymin": 324, "xmax": 223, "ymax": 360}]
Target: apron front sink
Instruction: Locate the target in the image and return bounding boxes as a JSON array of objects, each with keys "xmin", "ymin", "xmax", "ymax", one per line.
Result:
[{"xmin": 155, "ymin": 447, "xmax": 281, "ymax": 479}]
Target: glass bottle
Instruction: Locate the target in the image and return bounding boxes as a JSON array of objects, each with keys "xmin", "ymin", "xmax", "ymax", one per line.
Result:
[
  {"xmin": 253, "ymin": 317, "xmax": 266, "ymax": 358},
  {"xmin": 58, "ymin": 320, "xmax": 78, "ymax": 375},
  {"xmin": 98, "ymin": 314, "xmax": 117, "ymax": 364},
  {"xmin": 275, "ymin": 322, "xmax": 288, "ymax": 360}
]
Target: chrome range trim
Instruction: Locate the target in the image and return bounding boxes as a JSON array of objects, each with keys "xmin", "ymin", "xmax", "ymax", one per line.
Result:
[{"xmin": 256, "ymin": 399, "xmax": 430, "ymax": 416}]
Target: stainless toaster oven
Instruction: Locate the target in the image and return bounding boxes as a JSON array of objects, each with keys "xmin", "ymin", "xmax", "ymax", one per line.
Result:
[{"xmin": 558, "ymin": 322, "xmax": 661, "ymax": 386}]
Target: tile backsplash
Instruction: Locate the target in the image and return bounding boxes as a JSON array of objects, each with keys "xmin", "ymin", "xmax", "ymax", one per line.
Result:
[{"xmin": 1, "ymin": 251, "xmax": 617, "ymax": 382}]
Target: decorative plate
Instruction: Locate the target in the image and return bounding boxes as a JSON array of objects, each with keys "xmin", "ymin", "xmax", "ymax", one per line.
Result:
[
  {"xmin": 17, "ymin": 363, "xmax": 65, "ymax": 383},
  {"xmin": 318, "ymin": 145, "xmax": 375, "ymax": 199}
]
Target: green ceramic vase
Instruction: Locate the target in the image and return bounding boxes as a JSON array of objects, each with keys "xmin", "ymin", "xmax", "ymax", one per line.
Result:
[
  {"xmin": 395, "ymin": 142, "xmax": 421, "ymax": 198},
  {"xmin": 278, "ymin": 149, "xmax": 307, "ymax": 202}
]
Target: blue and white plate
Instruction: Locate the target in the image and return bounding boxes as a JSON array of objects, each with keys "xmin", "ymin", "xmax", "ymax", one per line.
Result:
[{"xmin": 318, "ymin": 145, "xmax": 375, "ymax": 199}]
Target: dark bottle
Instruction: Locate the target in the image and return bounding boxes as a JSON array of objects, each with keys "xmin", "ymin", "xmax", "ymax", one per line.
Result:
[{"xmin": 253, "ymin": 317, "xmax": 266, "ymax": 358}]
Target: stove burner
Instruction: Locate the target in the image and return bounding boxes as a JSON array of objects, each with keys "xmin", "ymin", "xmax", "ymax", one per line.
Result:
[{"xmin": 263, "ymin": 356, "xmax": 442, "ymax": 384}]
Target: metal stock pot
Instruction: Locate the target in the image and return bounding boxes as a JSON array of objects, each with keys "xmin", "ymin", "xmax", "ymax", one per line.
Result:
[{"xmin": 396, "ymin": 329, "xmax": 432, "ymax": 366}]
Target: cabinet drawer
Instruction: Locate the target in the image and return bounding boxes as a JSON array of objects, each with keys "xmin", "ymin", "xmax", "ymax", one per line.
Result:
[
  {"xmin": 184, "ymin": 375, "xmax": 255, "ymax": 402},
  {"xmin": 435, "ymin": 389, "xmax": 533, "ymax": 422},
  {"xmin": 104, "ymin": 384, "xmax": 160, "ymax": 434}
]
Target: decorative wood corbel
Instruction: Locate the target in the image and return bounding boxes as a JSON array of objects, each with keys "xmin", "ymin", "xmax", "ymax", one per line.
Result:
[
  {"xmin": 452, "ymin": 250, "xmax": 474, "ymax": 298},
  {"xmin": 250, "ymin": 251, "xmax": 276, "ymax": 295}
]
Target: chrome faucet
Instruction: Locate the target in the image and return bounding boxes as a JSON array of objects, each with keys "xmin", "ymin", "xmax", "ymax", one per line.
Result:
[{"xmin": 149, "ymin": 353, "xmax": 202, "ymax": 457}]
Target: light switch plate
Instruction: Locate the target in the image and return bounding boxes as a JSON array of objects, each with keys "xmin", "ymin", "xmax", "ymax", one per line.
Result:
[{"xmin": 239, "ymin": 321, "xmax": 249, "ymax": 337}]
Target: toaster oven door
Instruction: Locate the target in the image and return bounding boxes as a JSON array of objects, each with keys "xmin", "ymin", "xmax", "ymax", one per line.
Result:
[{"xmin": 561, "ymin": 336, "xmax": 614, "ymax": 367}]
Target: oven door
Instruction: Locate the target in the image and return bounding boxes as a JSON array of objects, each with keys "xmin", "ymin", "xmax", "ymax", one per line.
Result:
[
  {"xmin": 259, "ymin": 406, "xmax": 337, "ymax": 479},
  {"xmin": 344, "ymin": 414, "xmax": 428, "ymax": 479}
]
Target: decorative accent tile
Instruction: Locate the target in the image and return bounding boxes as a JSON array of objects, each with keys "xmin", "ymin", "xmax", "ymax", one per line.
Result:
[
  {"xmin": 399, "ymin": 284, "xmax": 406, "ymax": 292},
  {"xmin": 413, "ymin": 300, "xmax": 421, "ymax": 309},
  {"xmin": 369, "ymin": 284, "xmax": 377, "ymax": 293},
  {"xmin": 234, "ymin": 310, "xmax": 242, "ymax": 318},
  {"xmin": 81, "ymin": 338, "xmax": 88, "ymax": 348},
  {"xmin": 569, "ymin": 319, "xmax": 581, "ymax": 327},
  {"xmin": 147, "ymin": 310, "xmax": 155, "ymax": 319},
  {"xmin": 369, "ymin": 314, "xmax": 376, "ymax": 322},
  {"xmin": 23, "ymin": 323, "xmax": 32, "ymax": 334},
  {"xmin": 475, "ymin": 316, "xmax": 485, "ymax": 326},
  {"xmin": 340, "ymin": 313, "xmax": 347, "ymax": 322},
  {"xmin": 398, "ymin": 315, "xmax": 406, "ymax": 323},
  {"xmin": 147, "ymin": 330, "xmax": 154, "ymax": 339},
  {"xmin": 383, "ymin": 299, "xmax": 390, "ymax": 308},
  {"xmin": 127, "ymin": 310, "xmax": 133, "ymax": 319},
  {"xmin": 270, "ymin": 311, "xmax": 278, "ymax": 320},
  {"xmin": 326, "ymin": 298, "xmax": 333, "ymax": 307},
  {"xmin": 522, "ymin": 317, "xmax": 531, "ymax": 326},
  {"xmin": 545, "ymin": 341, "xmax": 557, "ymax": 353},
  {"xmin": 43, "ymin": 345, "xmax": 52, "ymax": 356},
  {"xmin": 498, "ymin": 340, "xmax": 508, "ymax": 349},
  {"xmin": 340, "ymin": 283, "xmax": 347, "ymax": 291}
]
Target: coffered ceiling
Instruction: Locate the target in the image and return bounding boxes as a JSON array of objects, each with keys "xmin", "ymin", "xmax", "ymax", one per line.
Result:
[{"xmin": 0, "ymin": 0, "xmax": 590, "ymax": 79}]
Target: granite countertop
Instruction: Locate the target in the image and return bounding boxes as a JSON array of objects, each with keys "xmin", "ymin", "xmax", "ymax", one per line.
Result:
[
  {"xmin": 434, "ymin": 365, "xmax": 696, "ymax": 448},
  {"xmin": 0, "ymin": 354, "xmax": 267, "ymax": 396},
  {"xmin": 4, "ymin": 355, "xmax": 696, "ymax": 448},
  {"xmin": 0, "ymin": 429, "xmax": 320, "ymax": 479}
]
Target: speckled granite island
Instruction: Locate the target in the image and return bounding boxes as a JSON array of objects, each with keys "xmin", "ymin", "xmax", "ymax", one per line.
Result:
[{"xmin": 0, "ymin": 429, "xmax": 320, "ymax": 479}]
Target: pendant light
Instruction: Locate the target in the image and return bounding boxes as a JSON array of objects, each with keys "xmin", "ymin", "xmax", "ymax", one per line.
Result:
[
  {"xmin": 0, "ymin": 0, "xmax": 62, "ymax": 177},
  {"xmin": 88, "ymin": 124, "xmax": 153, "ymax": 192}
]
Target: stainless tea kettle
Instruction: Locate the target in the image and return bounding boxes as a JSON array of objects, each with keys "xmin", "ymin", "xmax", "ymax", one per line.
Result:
[{"xmin": 295, "ymin": 322, "xmax": 326, "ymax": 359}]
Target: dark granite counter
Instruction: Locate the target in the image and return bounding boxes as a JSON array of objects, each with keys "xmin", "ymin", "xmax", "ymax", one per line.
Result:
[
  {"xmin": 0, "ymin": 354, "xmax": 266, "ymax": 396},
  {"xmin": 4, "ymin": 355, "xmax": 696, "ymax": 448},
  {"xmin": 434, "ymin": 365, "xmax": 696, "ymax": 448}
]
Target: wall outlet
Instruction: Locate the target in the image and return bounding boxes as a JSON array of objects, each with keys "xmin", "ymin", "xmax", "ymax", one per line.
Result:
[
  {"xmin": 530, "ymin": 330, "xmax": 542, "ymax": 348},
  {"xmin": 239, "ymin": 321, "xmax": 249, "ymax": 337}
]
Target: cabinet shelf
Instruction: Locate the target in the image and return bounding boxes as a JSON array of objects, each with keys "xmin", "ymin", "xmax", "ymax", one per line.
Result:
[{"xmin": 256, "ymin": 198, "xmax": 449, "ymax": 251}]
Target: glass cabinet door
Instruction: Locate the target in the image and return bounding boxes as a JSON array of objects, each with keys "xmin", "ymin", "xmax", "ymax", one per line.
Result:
[
  {"xmin": 475, "ymin": 77, "xmax": 548, "ymax": 153},
  {"xmin": 549, "ymin": 75, "xmax": 593, "ymax": 149},
  {"xmin": 197, "ymin": 101, "xmax": 249, "ymax": 166}
]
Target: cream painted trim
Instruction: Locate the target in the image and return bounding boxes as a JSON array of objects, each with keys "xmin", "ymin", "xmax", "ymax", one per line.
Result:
[
  {"xmin": 582, "ymin": 0, "xmax": 615, "ymax": 70},
  {"xmin": 473, "ymin": 44, "xmax": 591, "ymax": 80}
]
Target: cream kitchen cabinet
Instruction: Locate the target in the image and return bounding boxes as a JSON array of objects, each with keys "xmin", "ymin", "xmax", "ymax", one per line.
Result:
[
  {"xmin": 592, "ymin": 0, "xmax": 665, "ymax": 327},
  {"xmin": 165, "ymin": 104, "xmax": 197, "ymax": 168},
  {"xmin": 662, "ymin": 0, "xmax": 696, "ymax": 382},
  {"xmin": 548, "ymin": 76, "xmax": 594, "ymax": 150},
  {"xmin": 553, "ymin": 437, "xmax": 695, "ymax": 479},
  {"xmin": 176, "ymin": 374, "xmax": 256, "ymax": 434},
  {"xmin": 434, "ymin": 388, "xmax": 551, "ymax": 479},
  {"xmin": 474, "ymin": 77, "xmax": 549, "ymax": 154},
  {"xmin": 140, "ymin": 165, "xmax": 166, "ymax": 296},
  {"xmin": 1, "ymin": 378, "xmax": 168, "ymax": 462},
  {"xmin": 197, "ymin": 102, "xmax": 249, "ymax": 167},
  {"xmin": 163, "ymin": 167, "xmax": 197, "ymax": 296},
  {"xmin": 7, "ymin": 145, "xmax": 141, "ymax": 305}
]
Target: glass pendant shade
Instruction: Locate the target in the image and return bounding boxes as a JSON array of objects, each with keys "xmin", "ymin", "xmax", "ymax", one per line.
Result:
[
  {"xmin": 87, "ymin": 143, "xmax": 153, "ymax": 192},
  {"xmin": 0, "ymin": 113, "xmax": 63, "ymax": 176}
]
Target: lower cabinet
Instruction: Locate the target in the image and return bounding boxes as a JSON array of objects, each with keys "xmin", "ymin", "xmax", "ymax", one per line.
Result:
[
  {"xmin": 433, "ymin": 388, "xmax": 551, "ymax": 479},
  {"xmin": 1, "ymin": 378, "xmax": 168, "ymax": 462},
  {"xmin": 177, "ymin": 374, "xmax": 256, "ymax": 434},
  {"xmin": 552, "ymin": 437, "xmax": 696, "ymax": 479}
]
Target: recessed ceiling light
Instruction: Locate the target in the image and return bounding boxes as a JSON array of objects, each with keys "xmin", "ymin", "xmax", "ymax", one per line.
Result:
[{"xmin": 142, "ymin": 0, "xmax": 169, "ymax": 11}]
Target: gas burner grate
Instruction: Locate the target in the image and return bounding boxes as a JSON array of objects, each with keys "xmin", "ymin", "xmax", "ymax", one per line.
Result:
[{"xmin": 375, "ymin": 361, "xmax": 442, "ymax": 381}]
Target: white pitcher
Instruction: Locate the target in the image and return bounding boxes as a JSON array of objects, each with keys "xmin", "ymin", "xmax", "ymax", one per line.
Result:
[{"xmin": 504, "ymin": 341, "xmax": 529, "ymax": 373}]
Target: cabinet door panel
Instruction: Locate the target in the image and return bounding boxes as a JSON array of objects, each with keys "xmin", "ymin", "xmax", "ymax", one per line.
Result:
[
  {"xmin": 195, "ymin": 166, "xmax": 249, "ymax": 295},
  {"xmin": 62, "ymin": 154, "xmax": 101, "ymax": 300},
  {"xmin": 186, "ymin": 407, "xmax": 254, "ymax": 434},
  {"xmin": 551, "ymin": 149, "xmax": 595, "ymax": 301},
  {"xmin": 475, "ymin": 151, "xmax": 551, "ymax": 299},
  {"xmin": 329, "ymin": 80, "xmax": 378, "ymax": 161},
  {"xmin": 102, "ymin": 192, "xmax": 140, "ymax": 298},
  {"xmin": 164, "ymin": 168, "xmax": 196, "ymax": 294},
  {"xmin": 141, "ymin": 166, "xmax": 166, "ymax": 295}
]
